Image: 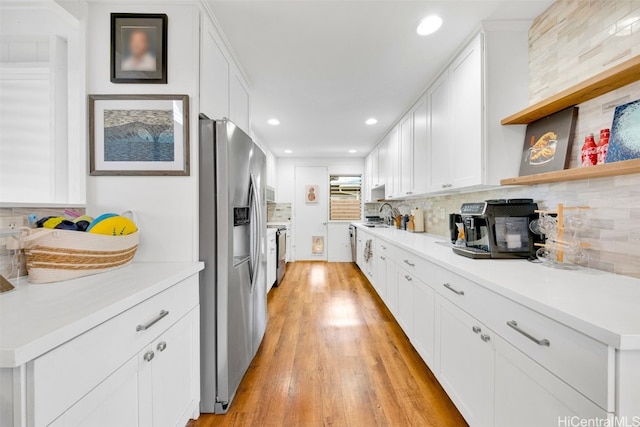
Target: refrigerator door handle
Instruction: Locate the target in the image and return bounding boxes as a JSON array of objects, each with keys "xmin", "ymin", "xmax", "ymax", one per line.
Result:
[{"xmin": 249, "ymin": 173, "xmax": 261, "ymax": 294}]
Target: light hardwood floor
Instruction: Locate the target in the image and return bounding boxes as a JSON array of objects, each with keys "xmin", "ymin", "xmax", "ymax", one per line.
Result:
[{"xmin": 189, "ymin": 262, "xmax": 467, "ymax": 427}]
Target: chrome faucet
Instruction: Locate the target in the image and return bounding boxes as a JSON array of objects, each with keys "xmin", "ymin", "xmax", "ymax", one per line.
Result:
[
  {"xmin": 379, "ymin": 202, "xmax": 393, "ymax": 213},
  {"xmin": 379, "ymin": 203, "xmax": 394, "ymax": 225}
]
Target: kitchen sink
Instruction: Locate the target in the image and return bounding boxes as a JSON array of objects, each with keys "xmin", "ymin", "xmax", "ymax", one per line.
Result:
[{"xmin": 363, "ymin": 224, "xmax": 390, "ymax": 228}]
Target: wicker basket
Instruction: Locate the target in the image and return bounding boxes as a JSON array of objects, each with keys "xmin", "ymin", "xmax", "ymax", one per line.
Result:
[{"xmin": 20, "ymin": 228, "xmax": 139, "ymax": 284}]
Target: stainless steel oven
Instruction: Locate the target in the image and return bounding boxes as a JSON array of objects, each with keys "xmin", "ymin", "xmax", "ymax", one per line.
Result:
[{"xmin": 275, "ymin": 227, "xmax": 287, "ymax": 286}]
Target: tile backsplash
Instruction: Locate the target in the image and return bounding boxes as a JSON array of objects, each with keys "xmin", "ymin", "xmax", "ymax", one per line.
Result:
[
  {"xmin": 0, "ymin": 207, "xmax": 85, "ymax": 279},
  {"xmin": 529, "ymin": 0, "xmax": 640, "ymax": 104},
  {"xmin": 267, "ymin": 202, "xmax": 291, "ymax": 223},
  {"xmin": 368, "ymin": 172, "xmax": 640, "ymax": 278}
]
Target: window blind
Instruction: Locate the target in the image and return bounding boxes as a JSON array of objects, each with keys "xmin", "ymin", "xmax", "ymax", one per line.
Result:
[{"xmin": 329, "ymin": 175, "xmax": 362, "ymax": 221}]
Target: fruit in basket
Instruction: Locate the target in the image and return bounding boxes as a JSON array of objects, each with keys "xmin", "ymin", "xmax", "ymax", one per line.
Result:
[{"xmin": 88, "ymin": 215, "xmax": 138, "ymax": 236}]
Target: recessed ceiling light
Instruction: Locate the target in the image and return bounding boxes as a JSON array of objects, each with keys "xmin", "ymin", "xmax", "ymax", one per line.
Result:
[
  {"xmin": 349, "ymin": 149, "xmax": 357, "ymax": 153},
  {"xmin": 365, "ymin": 118, "xmax": 378, "ymax": 125},
  {"xmin": 417, "ymin": 15, "xmax": 443, "ymax": 36},
  {"xmin": 284, "ymin": 149, "xmax": 293, "ymax": 154},
  {"xmin": 267, "ymin": 118, "xmax": 280, "ymax": 125}
]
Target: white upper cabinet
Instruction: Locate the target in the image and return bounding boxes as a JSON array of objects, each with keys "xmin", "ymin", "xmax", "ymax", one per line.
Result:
[
  {"xmin": 411, "ymin": 96, "xmax": 429, "ymax": 195},
  {"xmin": 370, "ymin": 23, "xmax": 529, "ymax": 198},
  {"xmin": 385, "ymin": 126, "xmax": 399, "ymax": 200},
  {"xmin": 399, "ymin": 113, "xmax": 413, "ymax": 197},
  {"xmin": 450, "ymin": 34, "xmax": 483, "ymax": 189},
  {"xmin": 427, "ymin": 72, "xmax": 452, "ymax": 192},
  {"xmin": 230, "ymin": 75, "xmax": 250, "ymax": 134},
  {"xmin": 200, "ymin": 16, "xmax": 230, "ymax": 120}
]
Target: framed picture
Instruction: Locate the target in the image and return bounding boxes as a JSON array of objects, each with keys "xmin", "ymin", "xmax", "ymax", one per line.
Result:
[
  {"xmin": 518, "ymin": 107, "xmax": 578, "ymax": 177},
  {"xmin": 606, "ymin": 98, "xmax": 640, "ymax": 163},
  {"xmin": 305, "ymin": 185, "xmax": 318, "ymax": 203},
  {"xmin": 111, "ymin": 13, "xmax": 167, "ymax": 84},
  {"xmin": 89, "ymin": 94, "xmax": 189, "ymax": 176}
]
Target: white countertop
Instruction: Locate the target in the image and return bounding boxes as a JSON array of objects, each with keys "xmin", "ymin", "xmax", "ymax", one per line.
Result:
[
  {"xmin": 355, "ymin": 224, "xmax": 640, "ymax": 350},
  {"xmin": 267, "ymin": 221, "xmax": 290, "ymax": 227},
  {"xmin": 0, "ymin": 262, "xmax": 204, "ymax": 368}
]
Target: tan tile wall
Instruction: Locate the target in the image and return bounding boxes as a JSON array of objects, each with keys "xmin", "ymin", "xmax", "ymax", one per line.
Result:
[
  {"xmin": 529, "ymin": 0, "xmax": 640, "ymax": 103},
  {"xmin": 379, "ymin": 0, "xmax": 640, "ymax": 278}
]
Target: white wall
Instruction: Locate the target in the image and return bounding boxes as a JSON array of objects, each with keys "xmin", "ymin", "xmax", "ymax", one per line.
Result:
[
  {"xmin": 86, "ymin": 2, "xmax": 201, "ymax": 262},
  {"xmin": 275, "ymin": 157, "xmax": 364, "ymax": 262}
]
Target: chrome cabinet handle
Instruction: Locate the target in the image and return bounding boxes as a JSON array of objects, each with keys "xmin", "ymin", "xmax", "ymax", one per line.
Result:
[
  {"xmin": 136, "ymin": 310, "xmax": 169, "ymax": 332},
  {"xmin": 472, "ymin": 326, "xmax": 481, "ymax": 334},
  {"xmin": 404, "ymin": 275, "xmax": 413, "ymax": 282},
  {"xmin": 443, "ymin": 283, "xmax": 464, "ymax": 296},
  {"xmin": 507, "ymin": 321, "xmax": 550, "ymax": 346},
  {"xmin": 403, "ymin": 260, "xmax": 415, "ymax": 267},
  {"xmin": 406, "ymin": 191, "xmax": 413, "ymax": 195},
  {"xmin": 381, "ymin": 245, "xmax": 387, "ymax": 250},
  {"xmin": 480, "ymin": 334, "xmax": 491, "ymax": 342},
  {"xmin": 143, "ymin": 350, "xmax": 155, "ymax": 362},
  {"xmin": 380, "ymin": 256, "xmax": 386, "ymax": 260},
  {"xmin": 157, "ymin": 341, "xmax": 167, "ymax": 352}
]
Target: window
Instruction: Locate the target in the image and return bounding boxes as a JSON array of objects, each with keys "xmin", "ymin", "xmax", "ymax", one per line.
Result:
[{"xmin": 329, "ymin": 175, "xmax": 362, "ymax": 221}]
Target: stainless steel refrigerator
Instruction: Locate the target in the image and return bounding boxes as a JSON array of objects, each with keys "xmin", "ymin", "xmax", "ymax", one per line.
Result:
[{"xmin": 199, "ymin": 116, "xmax": 267, "ymax": 413}]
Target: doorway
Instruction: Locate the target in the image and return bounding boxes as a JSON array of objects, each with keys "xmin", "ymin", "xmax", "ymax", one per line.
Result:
[{"xmin": 294, "ymin": 166, "xmax": 328, "ymax": 261}]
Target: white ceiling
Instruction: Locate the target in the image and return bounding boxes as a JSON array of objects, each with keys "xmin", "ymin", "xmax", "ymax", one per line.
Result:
[{"xmin": 208, "ymin": 0, "xmax": 554, "ymax": 158}]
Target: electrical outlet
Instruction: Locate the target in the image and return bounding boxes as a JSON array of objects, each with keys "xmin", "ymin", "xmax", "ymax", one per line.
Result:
[{"xmin": 0, "ymin": 216, "xmax": 25, "ymax": 247}]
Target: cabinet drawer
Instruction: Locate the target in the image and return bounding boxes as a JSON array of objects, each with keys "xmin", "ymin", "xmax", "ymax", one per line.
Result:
[
  {"xmin": 488, "ymin": 295, "xmax": 613, "ymax": 411},
  {"xmin": 29, "ymin": 275, "xmax": 199, "ymax": 426},
  {"xmin": 391, "ymin": 246, "xmax": 426, "ymax": 275}
]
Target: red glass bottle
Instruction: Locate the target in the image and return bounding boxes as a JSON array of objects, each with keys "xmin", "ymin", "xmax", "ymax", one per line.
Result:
[
  {"xmin": 581, "ymin": 133, "xmax": 597, "ymax": 167},
  {"xmin": 597, "ymin": 128, "xmax": 610, "ymax": 165}
]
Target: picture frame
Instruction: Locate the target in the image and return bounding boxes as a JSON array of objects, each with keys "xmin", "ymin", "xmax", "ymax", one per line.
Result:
[
  {"xmin": 305, "ymin": 185, "xmax": 318, "ymax": 203},
  {"xmin": 89, "ymin": 94, "xmax": 189, "ymax": 176},
  {"xmin": 111, "ymin": 13, "xmax": 167, "ymax": 84},
  {"xmin": 518, "ymin": 107, "xmax": 578, "ymax": 177}
]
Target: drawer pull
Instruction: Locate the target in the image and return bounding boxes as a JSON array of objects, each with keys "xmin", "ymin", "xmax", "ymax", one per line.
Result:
[
  {"xmin": 507, "ymin": 320, "xmax": 550, "ymax": 347},
  {"xmin": 404, "ymin": 275, "xmax": 413, "ymax": 282},
  {"xmin": 143, "ymin": 351, "xmax": 155, "ymax": 362},
  {"xmin": 403, "ymin": 260, "xmax": 415, "ymax": 267},
  {"xmin": 157, "ymin": 341, "xmax": 167, "ymax": 352},
  {"xmin": 480, "ymin": 333, "xmax": 491, "ymax": 342},
  {"xmin": 136, "ymin": 310, "xmax": 169, "ymax": 332},
  {"xmin": 381, "ymin": 245, "xmax": 387, "ymax": 250},
  {"xmin": 380, "ymin": 256, "xmax": 386, "ymax": 260},
  {"xmin": 472, "ymin": 326, "xmax": 481, "ymax": 334},
  {"xmin": 443, "ymin": 283, "xmax": 464, "ymax": 296}
]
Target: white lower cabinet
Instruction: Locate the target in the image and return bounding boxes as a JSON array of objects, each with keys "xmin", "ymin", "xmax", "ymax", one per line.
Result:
[
  {"xmin": 24, "ymin": 275, "xmax": 201, "ymax": 427},
  {"xmin": 494, "ymin": 334, "xmax": 608, "ymax": 427},
  {"xmin": 412, "ymin": 278, "xmax": 435, "ymax": 366},
  {"xmin": 355, "ymin": 227, "xmax": 621, "ymax": 426},
  {"xmin": 436, "ymin": 296, "xmax": 495, "ymax": 426},
  {"xmin": 51, "ymin": 308, "xmax": 199, "ymax": 427},
  {"xmin": 396, "ymin": 269, "xmax": 415, "ymax": 337}
]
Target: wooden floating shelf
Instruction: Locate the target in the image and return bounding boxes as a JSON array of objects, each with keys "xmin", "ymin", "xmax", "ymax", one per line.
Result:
[
  {"xmin": 500, "ymin": 158, "xmax": 640, "ymax": 186},
  {"xmin": 502, "ymin": 55, "xmax": 640, "ymax": 125}
]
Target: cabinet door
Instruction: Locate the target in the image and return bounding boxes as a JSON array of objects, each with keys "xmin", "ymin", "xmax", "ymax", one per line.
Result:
[
  {"xmin": 230, "ymin": 74, "xmax": 250, "ymax": 133},
  {"xmin": 399, "ymin": 114, "xmax": 413, "ymax": 197},
  {"xmin": 397, "ymin": 269, "xmax": 415, "ymax": 337},
  {"xmin": 200, "ymin": 18, "xmax": 229, "ymax": 120},
  {"xmin": 428, "ymin": 72, "xmax": 452, "ymax": 192},
  {"xmin": 356, "ymin": 234, "xmax": 365, "ymax": 270},
  {"xmin": 375, "ymin": 253, "xmax": 388, "ymax": 300},
  {"xmin": 451, "ymin": 34, "xmax": 483, "ymax": 189},
  {"xmin": 364, "ymin": 154, "xmax": 373, "ymax": 202},
  {"xmin": 385, "ymin": 127, "xmax": 399, "ymax": 199},
  {"xmin": 371, "ymin": 147, "xmax": 380, "ymax": 188},
  {"xmin": 148, "ymin": 308, "xmax": 200, "ymax": 427},
  {"xmin": 412, "ymin": 97, "xmax": 429, "ymax": 195},
  {"xmin": 436, "ymin": 296, "xmax": 494, "ymax": 426},
  {"xmin": 377, "ymin": 140, "xmax": 387, "ymax": 188},
  {"xmin": 50, "ymin": 356, "xmax": 140, "ymax": 427},
  {"xmin": 385, "ymin": 261, "xmax": 398, "ymax": 316},
  {"xmin": 494, "ymin": 335, "xmax": 608, "ymax": 427},
  {"xmin": 413, "ymin": 279, "xmax": 435, "ymax": 366}
]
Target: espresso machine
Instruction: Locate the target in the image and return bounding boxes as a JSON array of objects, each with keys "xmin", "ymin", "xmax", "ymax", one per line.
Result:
[{"xmin": 453, "ymin": 199, "xmax": 541, "ymax": 259}]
